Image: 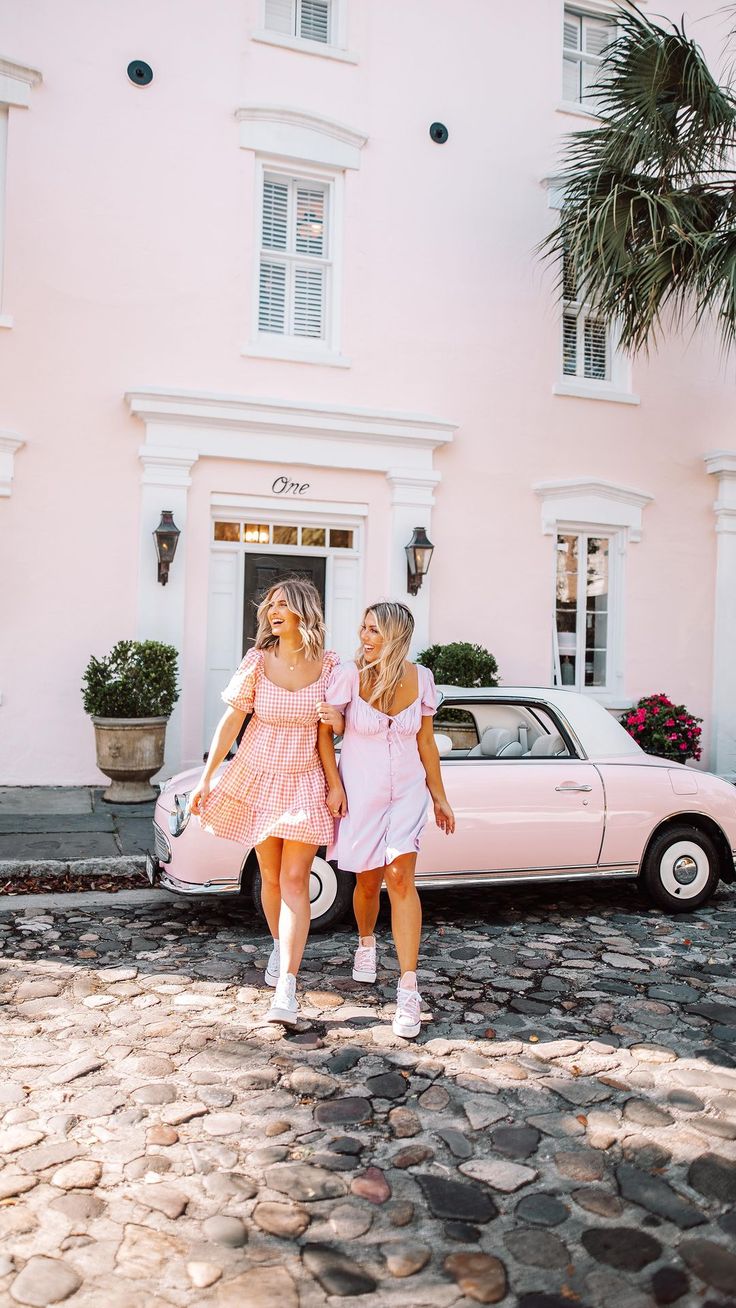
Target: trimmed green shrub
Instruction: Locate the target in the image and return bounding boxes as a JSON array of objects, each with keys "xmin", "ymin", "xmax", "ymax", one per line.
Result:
[
  {"xmin": 82, "ymin": 640, "xmax": 179, "ymax": 718},
  {"xmin": 417, "ymin": 641, "xmax": 500, "ymax": 688}
]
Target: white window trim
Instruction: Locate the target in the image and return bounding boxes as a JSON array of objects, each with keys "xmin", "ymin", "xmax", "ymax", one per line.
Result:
[
  {"xmin": 534, "ymin": 476, "xmax": 653, "ymax": 708},
  {"xmin": 553, "ymin": 525, "xmax": 621, "ymax": 698},
  {"xmin": 0, "ymin": 57, "xmax": 42, "ymax": 328},
  {"xmin": 246, "ymin": 156, "xmax": 348, "ymax": 366},
  {"xmin": 253, "ymin": 0, "xmax": 356, "ymax": 64},
  {"xmin": 557, "ymin": 1, "xmax": 646, "ymax": 121},
  {"xmin": 545, "ymin": 185, "xmax": 638, "ymax": 404},
  {"xmin": 255, "ymin": 0, "xmax": 353, "ymax": 59},
  {"xmin": 0, "ymin": 430, "xmax": 24, "ymax": 496}
]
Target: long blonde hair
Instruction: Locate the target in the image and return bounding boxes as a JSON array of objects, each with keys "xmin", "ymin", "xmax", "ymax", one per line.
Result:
[
  {"xmin": 357, "ymin": 601, "xmax": 414, "ymax": 713},
  {"xmin": 254, "ymin": 575, "xmax": 326, "ymax": 662}
]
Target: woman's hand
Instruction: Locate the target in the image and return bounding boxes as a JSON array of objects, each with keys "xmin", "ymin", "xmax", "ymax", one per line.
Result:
[
  {"xmin": 317, "ymin": 701, "xmax": 344, "ymax": 732},
  {"xmin": 326, "ymin": 784, "xmax": 348, "ymax": 819},
  {"xmin": 433, "ymin": 796, "xmax": 455, "ymax": 835},
  {"xmin": 188, "ymin": 778, "xmax": 210, "ymax": 816}
]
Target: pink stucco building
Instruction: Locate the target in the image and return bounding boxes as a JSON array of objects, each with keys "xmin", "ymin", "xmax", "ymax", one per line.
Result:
[{"xmin": 1, "ymin": 0, "xmax": 735, "ymax": 785}]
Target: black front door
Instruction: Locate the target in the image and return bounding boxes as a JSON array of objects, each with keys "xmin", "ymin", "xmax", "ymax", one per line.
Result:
[{"xmin": 243, "ymin": 554, "xmax": 327, "ymax": 652}]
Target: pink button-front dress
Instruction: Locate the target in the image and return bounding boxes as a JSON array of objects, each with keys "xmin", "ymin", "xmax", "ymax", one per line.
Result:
[
  {"xmin": 326, "ymin": 661, "xmax": 438, "ymax": 873},
  {"xmin": 199, "ymin": 647, "xmax": 340, "ymax": 848}
]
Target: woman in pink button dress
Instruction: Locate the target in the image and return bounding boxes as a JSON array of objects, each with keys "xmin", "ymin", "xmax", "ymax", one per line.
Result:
[
  {"xmin": 325, "ymin": 601, "xmax": 455, "ymax": 1039},
  {"xmin": 189, "ymin": 577, "xmax": 345, "ymax": 1027}
]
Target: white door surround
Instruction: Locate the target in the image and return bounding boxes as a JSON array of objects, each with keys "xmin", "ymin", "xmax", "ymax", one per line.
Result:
[
  {"xmin": 125, "ymin": 387, "xmax": 456, "ymax": 772},
  {"xmin": 206, "ymin": 492, "xmax": 366, "ymax": 745},
  {"xmin": 705, "ymin": 451, "xmax": 736, "ymax": 779}
]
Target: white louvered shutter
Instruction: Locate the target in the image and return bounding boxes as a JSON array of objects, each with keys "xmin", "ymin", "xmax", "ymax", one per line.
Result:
[
  {"xmin": 584, "ymin": 316, "xmax": 608, "ymax": 379},
  {"xmin": 563, "ymin": 9, "xmax": 581, "ymax": 101},
  {"xmin": 583, "ymin": 15, "xmax": 614, "ymax": 57},
  {"xmin": 262, "ymin": 180, "xmax": 289, "ymax": 250},
  {"xmin": 259, "ymin": 263, "xmax": 287, "ymax": 333},
  {"xmin": 294, "ymin": 267, "xmax": 324, "ymax": 337},
  {"xmin": 295, "ymin": 186, "xmax": 326, "ymax": 257},
  {"xmin": 299, "ymin": 0, "xmax": 330, "ymax": 42},
  {"xmin": 265, "ymin": 0, "xmax": 294, "ymax": 34},
  {"xmin": 563, "ymin": 313, "xmax": 578, "ymax": 376}
]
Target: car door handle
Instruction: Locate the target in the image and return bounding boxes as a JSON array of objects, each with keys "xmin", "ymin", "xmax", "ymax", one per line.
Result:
[{"xmin": 555, "ymin": 783, "xmax": 593, "ymax": 792}]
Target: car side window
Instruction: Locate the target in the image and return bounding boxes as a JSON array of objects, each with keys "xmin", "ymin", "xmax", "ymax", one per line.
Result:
[
  {"xmin": 438, "ymin": 702, "xmax": 575, "ymax": 760},
  {"xmin": 434, "ymin": 706, "xmax": 480, "ymax": 754}
]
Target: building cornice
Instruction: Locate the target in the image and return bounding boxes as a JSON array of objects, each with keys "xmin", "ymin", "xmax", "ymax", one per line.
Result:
[
  {"xmin": 0, "ymin": 56, "xmax": 42, "ymax": 108},
  {"xmin": 235, "ymin": 105, "xmax": 367, "ymax": 169},
  {"xmin": 125, "ymin": 388, "xmax": 455, "ymax": 451},
  {"xmin": 533, "ymin": 476, "xmax": 654, "ymax": 541}
]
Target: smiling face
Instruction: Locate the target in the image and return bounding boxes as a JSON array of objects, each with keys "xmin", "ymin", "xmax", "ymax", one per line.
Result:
[
  {"xmin": 267, "ymin": 588, "xmax": 300, "ymax": 639},
  {"xmin": 360, "ymin": 610, "xmax": 385, "ymax": 662}
]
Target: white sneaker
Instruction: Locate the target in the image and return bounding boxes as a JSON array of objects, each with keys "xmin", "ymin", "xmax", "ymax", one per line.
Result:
[
  {"xmin": 267, "ymin": 972, "xmax": 299, "ymax": 1026},
  {"xmin": 265, "ymin": 940, "xmax": 280, "ymax": 988},
  {"xmin": 352, "ymin": 937, "xmax": 377, "ymax": 983},
  {"xmin": 392, "ymin": 982, "xmax": 422, "ymax": 1039}
]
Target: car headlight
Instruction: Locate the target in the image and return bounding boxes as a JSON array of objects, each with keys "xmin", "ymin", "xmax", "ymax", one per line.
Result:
[{"xmin": 168, "ymin": 792, "xmax": 191, "ymax": 838}]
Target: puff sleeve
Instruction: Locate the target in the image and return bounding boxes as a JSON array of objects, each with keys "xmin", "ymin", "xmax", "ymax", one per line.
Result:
[
  {"xmin": 419, "ymin": 665, "xmax": 438, "ymax": 717},
  {"xmin": 221, "ymin": 648, "xmax": 260, "ymax": 713},
  {"xmin": 326, "ymin": 661, "xmax": 358, "ymax": 712}
]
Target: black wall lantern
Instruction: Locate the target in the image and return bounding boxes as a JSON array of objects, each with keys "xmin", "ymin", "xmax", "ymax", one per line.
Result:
[
  {"xmin": 405, "ymin": 526, "xmax": 435, "ymax": 596},
  {"xmin": 153, "ymin": 510, "xmax": 180, "ymax": 585}
]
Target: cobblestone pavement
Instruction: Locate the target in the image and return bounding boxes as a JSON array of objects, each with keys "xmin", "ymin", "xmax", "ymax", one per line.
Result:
[{"xmin": 1, "ymin": 879, "xmax": 735, "ymax": 1308}]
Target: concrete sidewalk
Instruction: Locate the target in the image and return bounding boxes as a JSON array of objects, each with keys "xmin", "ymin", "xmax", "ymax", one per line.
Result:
[{"xmin": 0, "ymin": 786, "xmax": 155, "ymax": 874}]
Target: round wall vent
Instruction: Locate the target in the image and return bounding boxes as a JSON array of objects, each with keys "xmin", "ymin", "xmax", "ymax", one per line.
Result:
[{"xmin": 127, "ymin": 61, "xmax": 153, "ymax": 87}]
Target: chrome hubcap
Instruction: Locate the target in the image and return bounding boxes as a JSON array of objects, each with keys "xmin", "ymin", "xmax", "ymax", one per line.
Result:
[{"xmin": 672, "ymin": 854, "xmax": 698, "ymax": 886}]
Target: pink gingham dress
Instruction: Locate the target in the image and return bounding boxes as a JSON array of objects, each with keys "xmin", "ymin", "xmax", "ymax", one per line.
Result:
[
  {"xmin": 326, "ymin": 661, "xmax": 438, "ymax": 873},
  {"xmin": 199, "ymin": 647, "xmax": 340, "ymax": 848}
]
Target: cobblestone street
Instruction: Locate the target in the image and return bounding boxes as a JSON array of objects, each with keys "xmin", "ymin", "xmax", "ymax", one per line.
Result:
[{"xmin": 1, "ymin": 879, "xmax": 735, "ymax": 1308}]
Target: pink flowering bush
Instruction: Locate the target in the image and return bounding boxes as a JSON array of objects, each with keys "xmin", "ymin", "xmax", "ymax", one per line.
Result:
[{"xmin": 623, "ymin": 693, "xmax": 702, "ymax": 763}]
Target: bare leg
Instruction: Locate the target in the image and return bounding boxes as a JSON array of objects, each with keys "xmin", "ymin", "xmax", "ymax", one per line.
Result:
[
  {"xmin": 255, "ymin": 837, "xmax": 284, "ymax": 942},
  {"xmin": 384, "ymin": 854, "xmax": 421, "ymax": 978},
  {"xmin": 278, "ymin": 840, "xmax": 318, "ymax": 976},
  {"xmin": 353, "ymin": 867, "xmax": 384, "ymax": 941}
]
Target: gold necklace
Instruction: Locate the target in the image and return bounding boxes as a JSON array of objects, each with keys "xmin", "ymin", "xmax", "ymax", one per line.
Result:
[{"xmin": 281, "ymin": 643, "xmax": 304, "ymax": 672}]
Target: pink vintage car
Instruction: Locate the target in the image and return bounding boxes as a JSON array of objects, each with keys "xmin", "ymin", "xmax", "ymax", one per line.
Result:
[{"xmin": 148, "ymin": 686, "xmax": 736, "ymax": 927}]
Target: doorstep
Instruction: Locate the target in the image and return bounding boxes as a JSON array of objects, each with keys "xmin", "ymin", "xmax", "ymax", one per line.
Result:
[{"xmin": 0, "ymin": 786, "xmax": 155, "ymax": 880}]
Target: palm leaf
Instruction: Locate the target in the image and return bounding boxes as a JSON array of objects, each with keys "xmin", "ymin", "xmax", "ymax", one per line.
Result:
[{"xmin": 541, "ymin": 3, "xmax": 736, "ymax": 355}]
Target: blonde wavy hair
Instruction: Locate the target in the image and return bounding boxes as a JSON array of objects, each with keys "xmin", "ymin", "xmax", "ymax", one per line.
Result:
[
  {"xmin": 357, "ymin": 601, "xmax": 414, "ymax": 714},
  {"xmin": 254, "ymin": 575, "xmax": 326, "ymax": 662}
]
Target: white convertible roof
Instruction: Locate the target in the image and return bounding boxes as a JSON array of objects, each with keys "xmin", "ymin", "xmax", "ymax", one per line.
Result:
[{"xmin": 437, "ymin": 685, "xmax": 644, "ymax": 759}]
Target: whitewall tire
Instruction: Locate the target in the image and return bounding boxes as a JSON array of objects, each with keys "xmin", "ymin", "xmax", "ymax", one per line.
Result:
[{"xmin": 641, "ymin": 824, "xmax": 721, "ymax": 912}]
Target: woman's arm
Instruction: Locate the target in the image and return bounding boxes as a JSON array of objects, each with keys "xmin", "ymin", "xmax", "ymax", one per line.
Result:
[
  {"xmin": 189, "ymin": 706, "xmax": 246, "ymax": 814},
  {"xmin": 318, "ymin": 721, "xmax": 347, "ymax": 817},
  {"xmin": 417, "ymin": 716, "xmax": 455, "ymax": 834}
]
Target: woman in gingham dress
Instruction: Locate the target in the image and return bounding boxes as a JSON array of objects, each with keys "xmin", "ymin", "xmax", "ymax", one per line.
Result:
[{"xmin": 189, "ymin": 576, "xmax": 345, "ymax": 1026}]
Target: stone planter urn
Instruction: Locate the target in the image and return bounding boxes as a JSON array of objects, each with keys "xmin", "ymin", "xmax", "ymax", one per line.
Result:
[
  {"xmin": 83, "ymin": 640, "xmax": 179, "ymax": 805},
  {"xmin": 92, "ymin": 716, "xmax": 168, "ymax": 803}
]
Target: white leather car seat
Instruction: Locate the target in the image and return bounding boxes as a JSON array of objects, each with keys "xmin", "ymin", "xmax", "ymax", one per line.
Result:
[
  {"xmin": 524, "ymin": 732, "xmax": 565, "ymax": 757},
  {"xmin": 467, "ymin": 727, "xmax": 524, "ymax": 759}
]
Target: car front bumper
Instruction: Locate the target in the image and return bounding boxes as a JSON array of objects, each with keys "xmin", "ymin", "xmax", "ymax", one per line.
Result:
[{"xmin": 145, "ymin": 850, "xmax": 242, "ymax": 896}]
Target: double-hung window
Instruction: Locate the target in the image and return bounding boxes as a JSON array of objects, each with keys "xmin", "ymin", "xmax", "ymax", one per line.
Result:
[
  {"xmin": 562, "ymin": 250, "xmax": 610, "ymax": 383},
  {"xmin": 265, "ymin": 0, "xmax": 331, "ymax": 44},
  {"xmin": 563, "ymin": 8, "xmax": 616, "ymax": 110},
  {"xmin": 554, "ymin": 532, "xmax": 611, "ymax": 690},
  {"xmin": 258, "ymin": 173, "xmax": 330, "ymax": 342}
]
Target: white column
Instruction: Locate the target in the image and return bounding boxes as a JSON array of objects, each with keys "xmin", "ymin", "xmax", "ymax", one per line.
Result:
[
  {"xmin": 138, "ymin": 445, "xmax": 199, "ymax": 775},
  {"xmin": 386, "ymin": 469, "xmax": 441, "ymax": 656},
  {"xmin": 705, "ymin": 452, "xmax": 736, "ymax": 780}
]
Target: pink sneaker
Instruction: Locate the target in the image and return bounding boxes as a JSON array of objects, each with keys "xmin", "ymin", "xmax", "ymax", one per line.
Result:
[
  {"xmin": 352, "ymin": 937, "xmax": 377, "ymax": 983},
  {"xmin": 393, "ymin": 980, "xmax": 421, "ymax": 1039}
]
